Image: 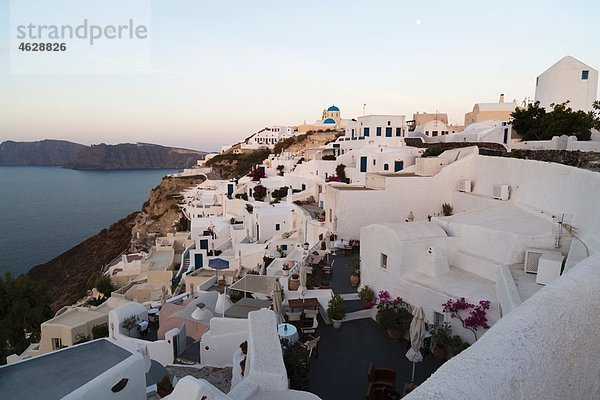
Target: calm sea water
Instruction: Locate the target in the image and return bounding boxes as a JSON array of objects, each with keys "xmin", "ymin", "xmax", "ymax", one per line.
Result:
[{"xmin": 0, "ymin": 166, "xmax": 177, "ymax": 276}]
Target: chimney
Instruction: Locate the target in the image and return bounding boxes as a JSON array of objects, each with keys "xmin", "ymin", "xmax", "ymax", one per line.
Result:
[{"xmin": 499, "ymin": 94, "xmax": 505, "ymax": 104}]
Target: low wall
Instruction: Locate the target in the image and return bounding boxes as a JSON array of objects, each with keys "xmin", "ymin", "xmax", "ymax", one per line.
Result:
[{"xmin": 405, "ymin": 252, "xmax": 600, "ymax": 400}]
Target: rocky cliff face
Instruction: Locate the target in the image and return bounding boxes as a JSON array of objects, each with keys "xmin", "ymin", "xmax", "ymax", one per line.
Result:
[
  {"xmin": 130, "ymin": 174, "xmax": 206, "ymax": 251},
  {"xmin": 26, "ymin": 174, "xmax": 205, "ymax": 312},
  {"xmin": 69, "ymin": 143, "xmax": 206, "ymax": 170},
  {"xmin": 0, "ymin": 140, "xmax": 207, "ymax": 169},
  {"xmin": 0, "ymin": 139, "xmax": 86, "ymax": 166}
]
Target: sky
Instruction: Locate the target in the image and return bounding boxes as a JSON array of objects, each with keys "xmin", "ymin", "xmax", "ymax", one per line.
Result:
[{"xmin": 0, "ymin": 0, "xmax": 599, "ymax": 151}]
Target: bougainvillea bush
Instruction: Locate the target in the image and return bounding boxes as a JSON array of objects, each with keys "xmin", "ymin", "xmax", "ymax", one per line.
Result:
[{"xmin": 442, "ymin": 297, "xmax": 491, "ymax": 340}]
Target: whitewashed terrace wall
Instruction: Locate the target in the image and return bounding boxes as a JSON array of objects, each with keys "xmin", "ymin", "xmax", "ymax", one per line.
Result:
[
  {"xmin": 469, "ymin": 155, "xmax": 600, "ymax": 257},
  {"xmin": 405, "ymin": 252, "xmax": 600, "ymax": 400}
]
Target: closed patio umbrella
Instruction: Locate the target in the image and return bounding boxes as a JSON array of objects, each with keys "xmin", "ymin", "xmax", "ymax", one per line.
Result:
[
  {"xmin": 406, "ymin": 306, "xmax": 425, "ymax": 383},
  {"xmin": 272, "ymin": 278, "xmax": 284, "ymax": 325},
  {"xmin": 298, "ymin": 261, "xmax": 308, "ymax": 299},
  {"xmin": 209, "ymin": 257, "xmax": 229, "ymax": 285}
]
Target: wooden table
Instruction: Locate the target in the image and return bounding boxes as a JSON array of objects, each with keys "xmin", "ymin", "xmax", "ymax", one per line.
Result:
[{"xmin": 288, "ymin": 297, "xmax": 320, "ymax": 310}]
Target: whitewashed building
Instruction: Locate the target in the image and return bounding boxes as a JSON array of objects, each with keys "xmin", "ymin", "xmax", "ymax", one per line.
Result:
[{"xmin": 535, "ymin": 55, "xmax": 598, "ymax": 112}]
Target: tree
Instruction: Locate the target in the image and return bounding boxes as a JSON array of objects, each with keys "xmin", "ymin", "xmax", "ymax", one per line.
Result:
[
  {"xmin": 511, "ymin": 101, "xmax": 596, "ymax": 141},
  {"xmin": 253, "ymin": 185, "xmax": 267, "ymax": 201},
  {"xmin": 335, "ymin": 164, "xmax": 347, "ymax": 183},
  {"xmin": 0, "ymin": 273, "xmax": 52, "ymax": 364}
]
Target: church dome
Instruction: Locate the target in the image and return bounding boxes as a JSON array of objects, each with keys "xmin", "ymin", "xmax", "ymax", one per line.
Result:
[
  {"xmin": 327, "ymin": 105, "xmax": 340, "ymax": 112},
  {"xmin": 323, "ymin": 118, "xmax": 336, "ymax": 124}
]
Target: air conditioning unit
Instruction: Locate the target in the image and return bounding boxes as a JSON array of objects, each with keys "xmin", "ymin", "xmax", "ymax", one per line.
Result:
[
  {"xmin": 524, "ymin": 248, "xmax": 562, "ymax": 274},
  {"xmin": 458, "ymin": 179, "xmax": 472, "ymax": 193},
  {"xmin": 492, "ymin": 184, "xmax": 510, "ymax": 200}
]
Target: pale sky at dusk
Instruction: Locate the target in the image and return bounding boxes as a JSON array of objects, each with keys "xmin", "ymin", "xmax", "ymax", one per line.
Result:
[{"xmin": 0, "ymin": 0, "xmax": 599, "ymax": 151}]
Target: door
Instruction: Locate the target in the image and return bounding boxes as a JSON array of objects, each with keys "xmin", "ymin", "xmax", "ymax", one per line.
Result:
[
  {"xmin": 360, "ymin": 156, "xmax": 367, "ymax": 173},
  {"xmin": 394, "ymin": 161, "xmax": 404, "ymax": 172},
  {"xmin": 227, "ymin": 183, "xmax": 234, "ymax": 198},
  {"xmin": 194, "ymin": 253, "xmax": 203, "ymax": 270},
  {"xmin": 200, "ymin": 239, "xmax": 209, "ymax": 250}
]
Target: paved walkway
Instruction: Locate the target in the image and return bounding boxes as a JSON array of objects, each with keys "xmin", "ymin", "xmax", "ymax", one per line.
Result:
[{"xmin": 307, "ymin": 317, "xmax": 443, "ymax": 400}]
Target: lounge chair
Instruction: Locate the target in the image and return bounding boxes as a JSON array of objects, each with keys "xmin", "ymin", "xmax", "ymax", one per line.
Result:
[{"xmin": 367, "ymin": 363, "xmax": 396, "ymax": 389}]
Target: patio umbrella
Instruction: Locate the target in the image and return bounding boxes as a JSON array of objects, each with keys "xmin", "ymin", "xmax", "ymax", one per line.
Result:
[
  {"xmin": 406, "ymin": 306, "xmax": 425, "ymax": 383},
  {"xmin": 209, "ymin": 257, "xmax": 230, "ymax": 285},
  {"xmin": 298, "ymin": 261, "xmax": 308, "ymax": 299},
  {"xmin": 272, "ymin": 279, "xmax": 284, "ymax": 325}
]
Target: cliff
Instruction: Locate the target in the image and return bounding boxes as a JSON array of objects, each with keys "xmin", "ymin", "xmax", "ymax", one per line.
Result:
[
  {"xmin": 69, "ymin": 143, "xmax": 206, "ymax": 170},
  {"xmin": 0, "ymin": 140, "xmax": 207, "ymax": 170},
  {"xmin": 0, "ymin": 139, "xmax": 86, "ymax": 166},
  {"xmin": 26, "ymin": 174, "xmax": 205, "ymax": 312}
]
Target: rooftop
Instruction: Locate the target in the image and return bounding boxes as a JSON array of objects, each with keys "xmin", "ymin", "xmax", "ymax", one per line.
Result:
[{"xmin": 0, "ymin": 340, "xmax": 133, "ymax": 399}]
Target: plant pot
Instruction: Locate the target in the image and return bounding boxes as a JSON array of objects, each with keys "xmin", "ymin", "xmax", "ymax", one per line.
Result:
[
  {"xmin": 361, "ymin": 299, "xmax": 373, "ymax": 309},
  {"xmin": 319, "ymin": 282, "xmax": 331, "ymax": 289},
  {"xmin": 282, "ymin": 269, "xmax": 289, "ymax": 277},
  {"xmin": 432, "ymin": 344, "xmax": 448, "ymax": 363},
  {"xmin": 350, "ymin": 273, "xmax": 360, "ymax": 287},
  {"xmin": 332, "ymin": 319, "xmax": 342, "ymax": 329},
  {"xmin": 288, "ymin": 277, "xmax": 300, "ymax": 291},
  {"xmin": 386, "ymin": 327, "xmax": 405, "ymax": 342}
]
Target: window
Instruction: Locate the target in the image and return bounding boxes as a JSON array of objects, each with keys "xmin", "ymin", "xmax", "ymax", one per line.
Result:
[
  {"xmin": 52, "ymin": 338, "xmax": 63, "ymax": 350},
  {"xmin": 380, "ymin": 253, "xmax": 388, "ymax": 269},
  {"xmin": 434, "ymin": 312, "xmax": 445, "ymax": 327},
  {"xmin": 363, "ymin": 127, "xmax": 370, "ymax": 137},
  {"xmin": 395, "ymin": 127, "xmax": 401, "ymax": 137},
  {"xmin": 281, "ymin": 244, "xmax": 288, "ymax": 250},
  {"xmin": 385, "ymin": 127, "xmax": 392, "ymax": 137},
  {"xmin": 536, "ymin": 77, "xmax": 539, "ymax": 86},
  {"xmin": 582, "ymin": 70, "xmax": 589, "ymax": 80},
  {"xmin": 376, "ymin": 127, "xmax": 382, "ymax": 136},
  {"xmin": 387, "ymin": 121, "xmax": 391, "ymax": 126},
  {"xmin": 373, "ymin": 159, "xmax": 376, "ymax": 165},
  {"xmin": 432, "ymin": 131, "xmax": 438, "ymax": 137},
  {"xmin": 275, "ymin": 223, "xmax": 280, "ymax": 231},
  {"xmin": 383, "ymin": 163, "xmax": 389, "ymax": 171},
  {"xmin": 329, "ymin": 209, "xmax": 332, "ymax": 223}
]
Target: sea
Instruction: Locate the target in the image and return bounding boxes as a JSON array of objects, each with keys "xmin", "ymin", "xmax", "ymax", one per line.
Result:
[{"xmin": 0, "ymin": 166, "xmax": 177, "ymax": 277}]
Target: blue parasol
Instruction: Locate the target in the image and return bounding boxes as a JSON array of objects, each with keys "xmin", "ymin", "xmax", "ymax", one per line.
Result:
[{"xmin": 209, "ymin": 258, "xmax": 230, "ymax": 284}]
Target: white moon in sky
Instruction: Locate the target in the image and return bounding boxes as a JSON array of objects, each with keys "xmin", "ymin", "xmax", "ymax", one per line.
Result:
[{"xmin": 416, "ymin": 19, "xmax": 422, "ymax": 25}]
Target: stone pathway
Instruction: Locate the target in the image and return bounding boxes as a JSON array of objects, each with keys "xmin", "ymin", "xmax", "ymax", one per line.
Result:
[{"xmin": 167, "ymin": 365, "xmax": 232, "ymax": 394}]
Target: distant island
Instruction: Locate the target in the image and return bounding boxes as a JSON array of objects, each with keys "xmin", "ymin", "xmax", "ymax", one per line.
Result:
[{"xmin": 0, "ymin": 139, "xmax": 207, "ymax": 170}]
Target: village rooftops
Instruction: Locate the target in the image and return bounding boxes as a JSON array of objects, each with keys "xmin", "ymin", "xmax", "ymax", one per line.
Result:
[{"xmin": 0, "ymin": 339, "xmax": 135, "ymax": 399}]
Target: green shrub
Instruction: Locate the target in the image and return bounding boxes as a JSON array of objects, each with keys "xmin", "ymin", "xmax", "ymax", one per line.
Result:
[
  {"xmin": 92, "ymin": 323, "xmax": 109, "ymax": 339},
  {"xmin": 282, "ymin": 342, "xmax": 310, "ymax": 390}
]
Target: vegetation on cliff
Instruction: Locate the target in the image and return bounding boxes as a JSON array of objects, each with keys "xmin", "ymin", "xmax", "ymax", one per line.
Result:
[
  {"xmin": 0, "ymin": 273, "xmax": 52, "ymax": 364},
  {"xmin": 205, "ymin": 149, "xmax": 270, "ymax": 179}
]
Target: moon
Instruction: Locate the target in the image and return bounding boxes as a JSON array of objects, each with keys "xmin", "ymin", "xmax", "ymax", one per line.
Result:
[{"xmin": 416, "ymin": 19, "xmax": 422, "ymax": 25}]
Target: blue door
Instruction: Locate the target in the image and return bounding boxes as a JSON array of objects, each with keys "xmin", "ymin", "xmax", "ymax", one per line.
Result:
[
  {"xmin": 227, "ymin": 183, "xmax": 234, "ymax": 198},
  {"xmin": 363, "ymin": 127, "xmax": 370, "ymax": 137},
  {"xmin": 360, "ymin": 156, "xmax": 367, "ymax": 173},
  {"xmin": 394, "ymin": 161, "xmax": 404, "ymax": 172},
  {"xmin": 385, "ymin": 127, "xmax": 392, "ymax": 137},
  {"xmin": 194, "ymin": 253, "xmax": 203, "ymax": 270},
  {"xmin": 200, "ymin": 239, "xmax": 209, "ymax": 250}
]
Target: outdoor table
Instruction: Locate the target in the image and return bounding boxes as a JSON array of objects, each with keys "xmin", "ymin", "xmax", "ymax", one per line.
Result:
[
  {"xmin": 278, "ymin": 323, "xmax": 299, "ymax": 344},
  {"xmin": 288, "ymin": 297, "xmax": 320, "ymax": 311}
]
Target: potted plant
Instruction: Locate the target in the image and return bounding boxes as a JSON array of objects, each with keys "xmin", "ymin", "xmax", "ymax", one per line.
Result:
[
  {"xmin": 303, "ymin": 242, "xmax": 310, "ymax": 250},
  {"xmin": 358, "ymin": 285, "xmax": 375, "ymax": 309},
  {"xmin": 327, "ymin": 293, "xmax": 346, "ymax": 329},
  {"xmin": 156, "ymin": 374, "xmax": 174, "ymax": 398},
  {"xmin": 282, "ymin": 263, "xmax": 291, "ymax": 277},
  {"xmin": 350, "ymin": 257, "xmax": 360, "ymax": 287},
  {"xmin": 430, "ymin": 323, "xmax": 452, "ymax": 362},
  {"xmin": 121, "ymin": 314, "xmax": 139, "ymax": 337},
  {"xmin": 375, "ymin": 291, "xmax": 412, "ymax": 341},
  {"xmin": 319, "ymin": 281, "xmax": 331, "ymax": 289},
  {"xmin": 288, "ymin": 273, "xmax": 300, "ymax": 291}
]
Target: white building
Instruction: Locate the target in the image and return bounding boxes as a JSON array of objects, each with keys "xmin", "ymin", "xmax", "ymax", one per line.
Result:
[
  {"xmin": 244, "ymin": 126, "xmax": 296, "ymax": 150},
  {"xmin": 534, "ymin": 55, "xmax": 598, "ymax": 112},
  {"xmin": 344, "ymin": 114, "xmax": 407, "ymax": 146}
]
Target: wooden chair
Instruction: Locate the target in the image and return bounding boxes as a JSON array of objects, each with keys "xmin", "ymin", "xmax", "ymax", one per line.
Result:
[
  {"xmin": 301, "ymin": 334, "xmax": 320, "ymax": 359},
  {"xmin": 365, "ymin": 383, "xmax": 400, "ymax": 400},
  {"xmin": 285, "ymin": 311, "xmax": 303, "ymax": 322},
  {"xmin": 301, "ymin": 316, "xmax": 318, "ymax": 335},
  {"xmin": 303, "ymin": 309, "xmax": 319, "ymax": 319},
  {"xmin": 367, "ymin": 363, "xmax": 396, "ymax": 389}
]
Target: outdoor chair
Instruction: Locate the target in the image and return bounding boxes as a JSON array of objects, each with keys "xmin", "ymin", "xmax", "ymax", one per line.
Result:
[
  {"xmin": 301, "ymin": 335, "xmax": 320, "ymax": 369},
  {"xmin": 303, "ymin": 309, "xmax": 319, "ymax": 319},
  {"xmin": 367, "ymin": 363, "xmax": 396, "ymax": 389},
  {"xmin": 365, "ymin": 383, "xmax": 400, "ymax": 400},
  {"xmin": 286, "ymin": 311, "xmax": 303, "ymax": 321},
  {"xmin": 323, "ymin": 260, "xmax": 334, "ymax": 275},
  {"xmin": 301, "ymin": 316, "xmax": 318, "ymax": 335}
]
